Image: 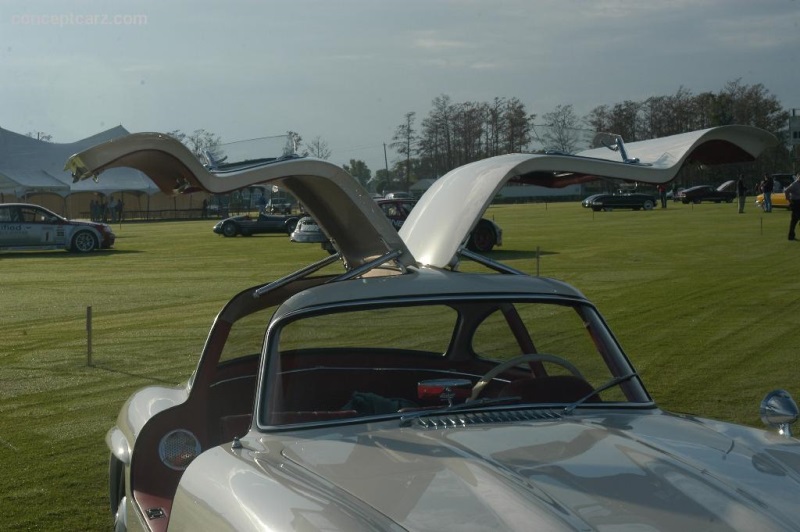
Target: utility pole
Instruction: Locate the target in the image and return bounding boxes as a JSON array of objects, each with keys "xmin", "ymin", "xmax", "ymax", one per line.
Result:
[{"xmin": 792, "ymin": 109, "xmax": 800, "ymax": 175}]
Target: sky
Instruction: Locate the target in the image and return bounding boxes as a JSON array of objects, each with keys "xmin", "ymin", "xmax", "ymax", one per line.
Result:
[{"xmin": 2, "ymin": 0, "xmax": 799, "ymax": 174}]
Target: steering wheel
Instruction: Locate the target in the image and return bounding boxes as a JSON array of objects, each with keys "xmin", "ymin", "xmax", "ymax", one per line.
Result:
[{"xmin": 470, "ymin": 353, "xmax": 584, "ymax": 401}]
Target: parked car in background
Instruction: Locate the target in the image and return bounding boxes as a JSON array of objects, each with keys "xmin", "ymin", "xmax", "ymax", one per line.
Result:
[
  {"xmin": 756, "ymin": 173, "xmax": 796, "ymax": 210},
  {"xmin": 378, "ymin": 198, "xmax": 415, "ymax": 229},
  {"xmin": 0, "ymin": 203, "xmax": 115, "ymax": 252},
  {"xmin": 66, "ymin": 125, "xmax": 800, "ymax": 532},
  {"xmin": 581, "ymin": 190, "xmax": 658, "ymax": 211},
  {"xmin": 675, "ymin": 180, "xmax": 736, "ymax": 204},
  {"xmin": 213, "ymin": 210, "xmax": 299, "ymax": 237},
  {"xmin": 288, "ymin": 216, "xmax": 327, "ymax": 244},
  {"xmin": 292, "ymin": 197, "xmax": 503, "ymax": 253}
]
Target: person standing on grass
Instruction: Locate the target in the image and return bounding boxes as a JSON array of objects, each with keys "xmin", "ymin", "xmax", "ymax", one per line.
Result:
[
  {"xmin": 657, "ymin": 184, "xmax": 667, "ymax": 208},
  {"xmin": 760, "ymin": 173, "xmax": 774, "ymax": 212},
  {"xmin": 736, "ymin": 175, "xmax": 747, "ymax": 213},
  {"xmin": 785, "ymin": 173, "xmax": 800, "ymax": 240}
]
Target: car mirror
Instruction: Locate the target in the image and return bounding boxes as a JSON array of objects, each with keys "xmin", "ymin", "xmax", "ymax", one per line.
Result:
[{"xmin": 760, "ymin": 389, "xmax": 799, "ymax": 438}]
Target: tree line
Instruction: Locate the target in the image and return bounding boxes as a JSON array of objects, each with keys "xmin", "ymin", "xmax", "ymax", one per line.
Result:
[
  {"xmin": 149, "ymin": 78, "xmax": 799, "ymax": 194},
  {"xmin": 384, "ymin": 79, "xmax": 792, "ymax": 191}
]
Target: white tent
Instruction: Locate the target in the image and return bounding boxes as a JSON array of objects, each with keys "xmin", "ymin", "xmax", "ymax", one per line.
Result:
[{"xmin": 0, "ymin": 125, "xmax": 160, "ymax": 198}]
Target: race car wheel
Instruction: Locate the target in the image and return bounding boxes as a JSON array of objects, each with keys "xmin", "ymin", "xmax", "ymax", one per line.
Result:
[
  {"xmin": 222, "ymin": 222, "xmax": 238, "ymax": 237},
  {"xmin": 285, "ymin": 219, "xmax": 299, "ymax": 234},
  {"xmin": 642, "ymin": 200, "xmax": 654, "ymax": 210},
  {"xmin": 467, "ymin": 222, "xmax": 496, "ymax": 253},
  {"xmin": 71, "ymin": 230, "xmax": 98, "ymax": 252}
]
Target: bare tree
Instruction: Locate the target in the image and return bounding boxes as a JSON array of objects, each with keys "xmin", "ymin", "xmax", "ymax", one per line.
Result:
[
  {"xmin": 419, "ymin": 95, "xmax": 455, "ymax": 177},
  {"xmin": 283, "ymin": 131, "xmax": 305, "ymax": 157},
  {"xmin": 541, "ymin": 104, "xmax": 580, "ymax": 153},
  {"xmin": 484, "ymin": 97, "xmax": 506, "ymax": 157},
  {"xmin": 451, "ymin": 101, "xmax": 486, "ymax": 166},
  {"xmin": 168, "ymin": 129, "xmax": 222, "ymax": 160},
  {"xmin": 503, "ymin": 97, "xmax": 533, "ymax": 153},
  {"xmin": 26, "ymin": 131, "xmax": 53, "ymax": 142},
  {"xmin": 307, "ymin": 136, "xmax": 332, "ymax": 160},
  {"xmin": 389, "ymin": 112, "xmax": 417, "ymax": 190}
]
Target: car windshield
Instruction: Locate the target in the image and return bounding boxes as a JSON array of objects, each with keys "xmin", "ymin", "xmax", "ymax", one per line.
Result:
[{"xmin": 258, "ymin": 297, "xmax": 646, "ymax": 427}]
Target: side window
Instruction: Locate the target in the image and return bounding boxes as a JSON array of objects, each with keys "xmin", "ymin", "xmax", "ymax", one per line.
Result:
[
  {"xmin": 19, "ymin": 208, "xmax": 38, "ymax": 223},
  {"xmin": 218, "ymin": 309, "xmax": 271, "ymax": 364},
  {"xmin": 0, "ymin": 207, "xmax": 12, "ymax": 222}
]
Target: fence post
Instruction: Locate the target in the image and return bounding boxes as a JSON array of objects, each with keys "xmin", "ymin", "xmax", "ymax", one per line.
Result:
[{"xmin": 86, "ymin": 306, "xmax": 93, "ymax": 367}]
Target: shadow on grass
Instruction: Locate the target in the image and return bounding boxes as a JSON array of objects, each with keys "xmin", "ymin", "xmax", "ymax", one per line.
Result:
[
  {"xmin": 0, "ymin": 249, "xmax": 144, "ymax": 260},
  {"xmin": 488, "ymin": 249, "xmax": 559, "ymax": 261},
  {"xmin": 218, "ymin": 233, "xmax": 294, "ymax": 239},
  {"xmin": 90, "ymin": 363, "xmax": 182, "ymax": 385}
]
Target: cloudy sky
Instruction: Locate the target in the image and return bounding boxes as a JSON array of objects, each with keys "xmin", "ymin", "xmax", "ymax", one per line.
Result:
[{"xmin": 2, "ymin": 0, "xmax": 798, "ymax": 172}]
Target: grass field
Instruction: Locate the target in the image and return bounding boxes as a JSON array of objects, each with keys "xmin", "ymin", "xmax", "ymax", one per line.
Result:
[{"xmin": 2, "ymin": 200, "xmax": 800, "ymax": 530}]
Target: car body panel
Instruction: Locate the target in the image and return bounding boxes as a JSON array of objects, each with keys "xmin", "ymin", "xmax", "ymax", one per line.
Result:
[
  {"xmin": 0, "ymin": 202, "xmax": 115, "ymax": 252},
  {"xmin": 580, "ymin": 192, "xmax": 657, "ymax": 211},
  {"xmin": 169, "ymin": 411, "xmax": 800, "ymax": 532},
  {"xmin": 212, "ymin": 211, "xmax": 299, "ymax": 237}
]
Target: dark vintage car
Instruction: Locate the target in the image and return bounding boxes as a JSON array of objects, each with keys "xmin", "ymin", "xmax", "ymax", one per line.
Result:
[
  {"xmin": 292, "ymin": 197, "xmax": 503, "ymax": 253},
  {"xmin": 0, "ymin": 202, "xmax": 115, "ymax": 252},
  {"xmin": 212, "ymin": 210, "xmax": 300, "ymax": 237},
  {"xmin": 581, "ymin": 191, "xmax": 658, "ymax": 211},
  {"xmin": 66, "ymin": 125, "xmax": 800, "ymax": 532},
  {"xmin": 676, "ymin": 180, "xmax": 736, "ymax": 204}
]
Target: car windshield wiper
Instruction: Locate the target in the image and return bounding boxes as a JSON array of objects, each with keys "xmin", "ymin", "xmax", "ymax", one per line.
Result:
[
  {"xmin": 563, "ymin": 372, "xmax": 639, "ymax": 416},
  {"xmin": 398, "ymin": 396, "xmax": 522, "ymax": 427}
]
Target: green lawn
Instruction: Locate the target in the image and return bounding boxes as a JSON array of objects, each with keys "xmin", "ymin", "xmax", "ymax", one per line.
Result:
[{"xmin": 2, "ymin": 201, "xmax": 799, "ymax": 530}]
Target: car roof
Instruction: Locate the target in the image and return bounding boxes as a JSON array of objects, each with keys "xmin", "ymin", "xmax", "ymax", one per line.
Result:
[
  {"xmin": 270, "ymin": 268, "xmax": 588, "ymax": 321},
  {"xmin": 67, "ymin": 125, "xmax": 776, "ymax": 270}
]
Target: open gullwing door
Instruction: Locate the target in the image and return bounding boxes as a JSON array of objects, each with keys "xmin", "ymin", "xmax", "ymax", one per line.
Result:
[
  {"xmin": 400, "ymin": 125, "xmax": 777, "ymax": 268},
  {"xmin": 65, "ymin": 133, "xmax": 414, "ymax": 270}
]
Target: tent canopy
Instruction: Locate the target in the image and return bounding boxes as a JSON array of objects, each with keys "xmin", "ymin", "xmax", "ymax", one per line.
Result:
[{"xmin": 0, "ymin": 125, "xmax": 160, "ymax": 197}]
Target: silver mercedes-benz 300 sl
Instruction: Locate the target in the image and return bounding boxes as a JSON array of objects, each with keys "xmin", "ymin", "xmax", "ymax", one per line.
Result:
[{"xmin": 67, "ymin": 125, "xmax": 800, "ymax": 532}]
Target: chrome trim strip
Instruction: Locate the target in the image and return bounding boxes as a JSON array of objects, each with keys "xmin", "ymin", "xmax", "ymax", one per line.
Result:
[
  {"xmin": 458, "ymin": 247, "xmax": 527, "ymax": 275},
  {"xmin": 253, "ymin": 253, "xmax": 340, "ymax": 297}
]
